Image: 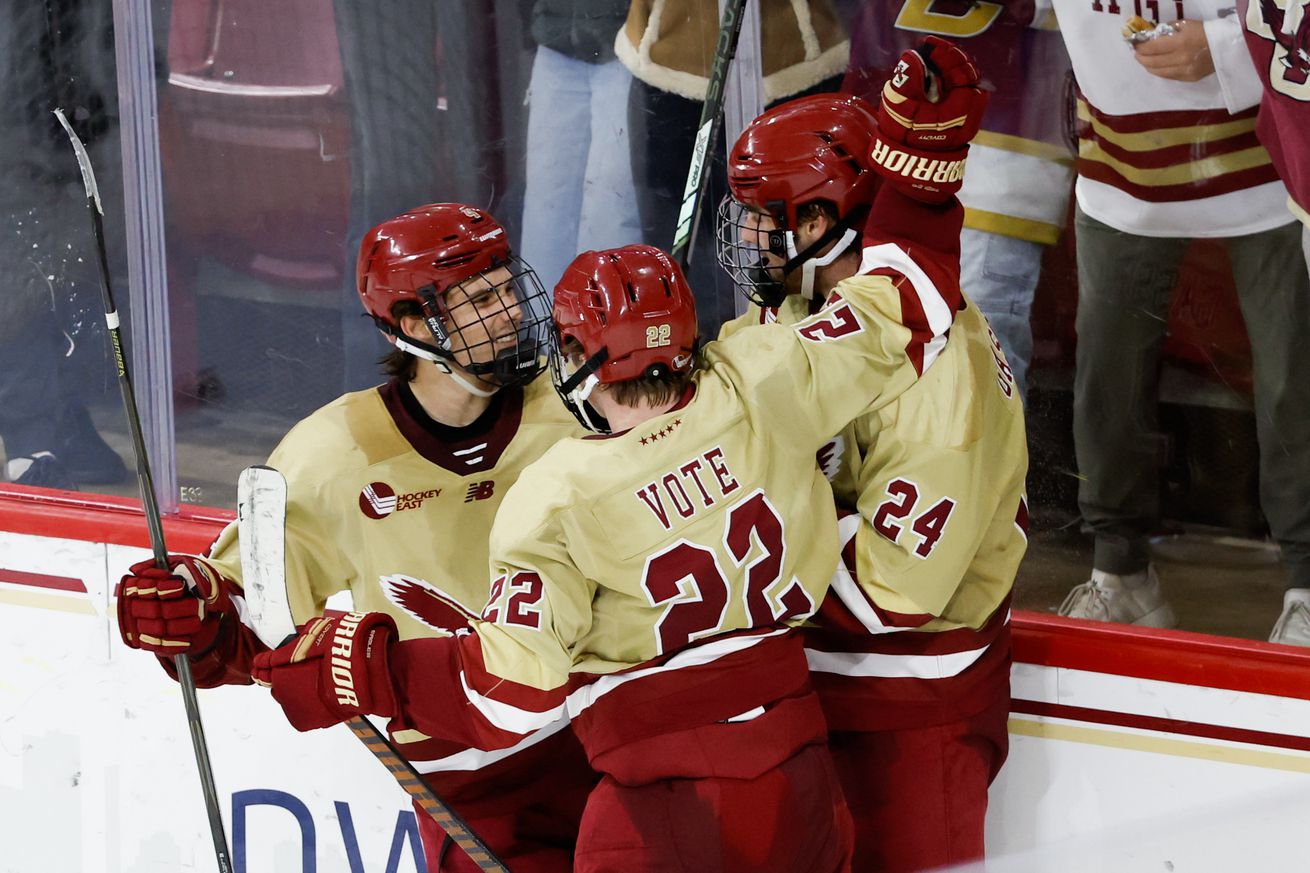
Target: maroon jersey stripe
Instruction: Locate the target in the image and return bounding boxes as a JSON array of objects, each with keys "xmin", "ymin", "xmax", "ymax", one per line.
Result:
[
  {"xmin": 1080, "ymin": 99, "xmax": 1260, "ymax": 134},
  {"xmin": 1079, "ymin": 127, "xmax": 1268, "ymax": 171},
  {"xmin": 1077, "ymin": 159, "xmax": 1283, "ymax": 203}
]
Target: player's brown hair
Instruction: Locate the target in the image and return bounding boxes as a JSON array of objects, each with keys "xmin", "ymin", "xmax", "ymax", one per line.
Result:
[
  {"xmin": 607, "ymin": 366, "xmax": 693, "ymax": 409},
  {"xmin": 795, "ymin": 200, "xmax": 840, "ymax": 229},
  {"xmin": 380, "ymin": 300, "xmax": 422, "ymax": 380}
]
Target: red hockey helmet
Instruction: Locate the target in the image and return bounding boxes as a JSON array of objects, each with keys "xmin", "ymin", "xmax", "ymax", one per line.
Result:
[
  {"xmin": 717, "ymin": 93, "xmax": 879, "ymax": 305},
  {"xmin": 550, "ymin": 245, "xmax": 699, "ymax": 431},
  {"xmin": 357, "ymin": 203, "xmax": 551, "ymax": 389}
]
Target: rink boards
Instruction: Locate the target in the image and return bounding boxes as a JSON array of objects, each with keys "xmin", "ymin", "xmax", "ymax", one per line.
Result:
[{"xmin": 2, "ymin": 486, "xmax": 1309, "ymax": 873}]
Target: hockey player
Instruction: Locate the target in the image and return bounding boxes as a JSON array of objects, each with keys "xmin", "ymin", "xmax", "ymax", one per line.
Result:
[
  {"xmin": 114, "ymin": 203, "xmax": 596, "ymax": 872},
  {"xmin": 1240, "ymin": 0, "xmax": 1310, "ymax": 646},
  {"xmin": 717, "ymin": 43, "xmax": 1028, "ymax": 872},
  {"xmin": 241, "ymin": 186, "xmax": 1001, "ymax": 870}
]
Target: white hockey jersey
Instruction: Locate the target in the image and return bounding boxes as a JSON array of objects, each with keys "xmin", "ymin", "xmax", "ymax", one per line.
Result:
[{"xmin": 1049, "ymin": 0, "xmax": 1295, "ymax": 236}]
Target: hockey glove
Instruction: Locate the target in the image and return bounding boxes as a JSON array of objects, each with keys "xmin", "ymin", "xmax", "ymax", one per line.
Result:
[
  {"xmin": 116, "ymin": 555, "xmax": 235, "ymax": 656},
  {"xmin": 251, "ymin": 611, "xmax": 399, "ymax": 732},
  {"xmin": 870, "ymin": 36, "xmax": 989, "ymax": 204}
]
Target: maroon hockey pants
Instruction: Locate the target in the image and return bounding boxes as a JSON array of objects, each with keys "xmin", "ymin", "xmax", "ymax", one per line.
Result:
[
  {"xmin": 828, "ymin": 693, "xmax": 1010, "ymax": 873},
  {"xmin": 572, "ymin": 742, "xmax": 853, "ymax": 873}
]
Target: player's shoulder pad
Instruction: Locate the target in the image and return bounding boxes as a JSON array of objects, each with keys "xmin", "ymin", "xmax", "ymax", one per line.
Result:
[
  {"xmin": 489, "ymin": 438, "xmax": 587, "ymax": 543},
  {"xmin": 269, "ymin": 386, "xmax": 403, "ymax": 481}
]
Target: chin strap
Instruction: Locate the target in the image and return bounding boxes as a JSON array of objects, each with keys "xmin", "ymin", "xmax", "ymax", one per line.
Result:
[
  {"xmin": 788, "ymin": 227, "xmax": 859, "ymax": 299},
  {"xmin": 556, "ymin": 348, "xmax": 612, "ymax": 433},
  {"xmin": 780, "ymin": 209, "xmax": 865, "ymax": 299},
  {"xmin": 392, "ymin": 336, "xmax": 499, "ymax": 398}
]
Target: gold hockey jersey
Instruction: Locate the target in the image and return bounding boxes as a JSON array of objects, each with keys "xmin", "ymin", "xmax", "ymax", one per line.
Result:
[
  {"xmin": 200, "ymin": 373, "xmax": 587, "ymax": 785},
  {"xmin": 388, "ymin": 244, "xmax": 953, "ymax": 782},
  {"xmin": 726, "ymin": 255, "xmax": 1029, "ymax": 731}
]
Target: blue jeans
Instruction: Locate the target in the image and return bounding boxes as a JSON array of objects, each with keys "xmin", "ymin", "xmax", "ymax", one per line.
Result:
[
  {"xmin": 959, "ymin": 228, "xmax": 1044, "ymax": 404},
  {"xmin": 520, "ymin": 47, "xmax": 642, "ymax": 294}
]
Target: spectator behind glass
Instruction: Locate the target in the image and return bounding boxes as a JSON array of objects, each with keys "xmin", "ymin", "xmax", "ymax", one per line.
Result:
[
  {"xmin": 0, "ymin": 0, "xmax": 126, "ymax": 491},
  {"xmin": 331, "ymin": 0, "xmax": 535, "ymax": 391},
  {"xmin": 841, "ymin": 0, "xmax": 1075, "ymax": 403},
  {"xmin": 1049, "ymin": 0, "xmax": 1310, "ymax": 646},
  {"xmin": 618, "ymin": 0, "xmax": 850, "ymax": 335},
  {"xmin": 1240, "ymin": 0, "xmax": 1310, "ymax": 645},
  {"xmin": 519, "ymin": 0, "xmax": 641, "ymax": 293}
]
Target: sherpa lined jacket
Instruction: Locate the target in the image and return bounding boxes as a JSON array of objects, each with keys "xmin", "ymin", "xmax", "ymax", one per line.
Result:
[{"xmin": 616, "ymin": 0, "xmax": 849, "ymax": 102}]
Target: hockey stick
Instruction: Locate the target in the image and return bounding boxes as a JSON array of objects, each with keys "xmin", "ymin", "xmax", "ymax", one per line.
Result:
[
  {"xmin": 670, "ymin": 0, "xmax": 749, "ymax": 270},
  {"xmin": 236, "ymin": 465, "xmax": 512, "ymax": 873},
  {"xmin": 53, "ymin": 109, "xmax": 234, "ymax": 873}
]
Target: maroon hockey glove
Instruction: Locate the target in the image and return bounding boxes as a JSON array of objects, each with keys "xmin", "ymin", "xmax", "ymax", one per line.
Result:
[
  {"xmin": 116, "ymin": 555, "xmax": 234, "ymax": 656},
  {"xmin": 869, "ymin": 36, "xmax": 989, "ymax": 204},
  {"xmin": 251, "ymin": 611, "xmax": 400, "ymax": 732}
]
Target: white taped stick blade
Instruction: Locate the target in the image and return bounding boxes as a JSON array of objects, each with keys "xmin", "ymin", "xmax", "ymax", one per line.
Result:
[
  {"xmin": 237, "ymin": 465, "xmax": 296, "ymax": 648},
  {"xmin": 53, "ymin": 108, "xmax": 104, "ymax": 215}
]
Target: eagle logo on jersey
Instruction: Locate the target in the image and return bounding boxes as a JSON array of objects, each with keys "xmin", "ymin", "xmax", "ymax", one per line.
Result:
[
  {"xmin": 380, "ymin": 574, "xmax": 479, "ymax": 632},
  {"xmin": 1251, "ymin": 0, "xmax": 1310, "ymax": 97},
  {"xmin": 817, "ymin": 435, "xmax": 847, "ymax": 482}
]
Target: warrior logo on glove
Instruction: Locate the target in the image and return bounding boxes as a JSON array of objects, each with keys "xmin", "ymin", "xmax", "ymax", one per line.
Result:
[
  {"xmin": 869, "ymin": 36, "xmax": 989, "ymax": 203},
  {"xmin": 252, "ymin": 611, "xmax": 400, "ymax": 732}
]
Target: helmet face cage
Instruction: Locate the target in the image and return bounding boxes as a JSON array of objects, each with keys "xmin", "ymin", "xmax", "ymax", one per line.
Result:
[
  {"xmin": 415, "ymin": 254, "xmax": 552, "ymax": 389},
  {"xmin": 547, "ymin": 325, "xmax": 611, "ymax": 433},
  {"xmin": 715, "ymin": 195, "xmax": 791, "ymax": 309}
]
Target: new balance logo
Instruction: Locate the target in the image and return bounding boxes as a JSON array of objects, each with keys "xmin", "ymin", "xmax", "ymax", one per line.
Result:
[
  {"xmin": 359, "ymin": 482, "xmax": 442, "ymax": 519},
  {"xmin": 465, "ymin": 480, "xmax": 496, "ymax": 502}
]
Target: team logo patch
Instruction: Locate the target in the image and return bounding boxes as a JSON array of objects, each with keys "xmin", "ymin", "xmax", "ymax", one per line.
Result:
[
  {"xmin": 359, "ymin": 482, "xmax": 443, "ymax": 519},
  {"xmin": 1250, "ymin": 0, "xmax": 1310, "ymax": 98},
  {"xmin": 360, "ymin": 482, "xmax": 397, "ymax": 519},
  {"xmin": 380, "ymin": 574, "xmax": 479, "ymax": 632}
]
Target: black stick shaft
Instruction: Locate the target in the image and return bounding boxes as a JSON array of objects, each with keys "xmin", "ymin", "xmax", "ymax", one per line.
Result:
[
  {"xmin": 671, "ymin": 0, "xmax": 749, "ymax": 270},
  {"xmin": 346, "ymin": 717, "xmax": 511, "ymax": 872},
  {"xmin": 57, "ymin": 110, "xmax": 233, "ymax": 873}
]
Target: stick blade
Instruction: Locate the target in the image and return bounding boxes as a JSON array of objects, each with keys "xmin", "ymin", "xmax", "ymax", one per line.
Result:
[
  {"xmin": 237, "ymin": 465, "xmax": 295, "ymax": 648},
  {"xmin": 53, "ymin": 108, "xmax": 104, "ymax": 215}
]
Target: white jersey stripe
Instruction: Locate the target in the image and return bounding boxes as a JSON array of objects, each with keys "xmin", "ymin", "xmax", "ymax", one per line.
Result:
[
  {"xmin": 409, "ymin": 717, "xmax": 571, "ymax": 774},
  {"xmin": 829, "ymin": 513, "xmax": 912, "ymax": 636},
  {"xmin": 564, "ymin": 628, "xmax": 788, "ymax": 719},
  {"xmin": 804, "ymin": 644, "xmax": 989, "ymax": 680},
  {"xmin": 456, "ymin": 628, "xmax": 789, "ymax": 735},
  {"xmin": 858, "ymin": 243, "xmax": 954, "ymax": 372},
  {"xmin": 459, "ymin": 674, "xmax": 568, "ymax": 735}
]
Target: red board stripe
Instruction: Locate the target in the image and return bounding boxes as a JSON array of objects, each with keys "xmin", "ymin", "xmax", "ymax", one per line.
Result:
[
  {"xmin": 0, "ymin": 484, "xmax": 232, "ymax": 554},
  {"xmin": 5, "ymin": 485, "xmax": 1310, "ymax": 705},
  {"xmin": 1012, "ymin": 612, "xmax": 1310, "ymax": 702},
  {"xmin": 1011, "ymin": 699, "xmax": 1310, "ymax": 753},
  {"xmin": 0, "ymin": 567, "xmax": 87, "ymax": 593}
]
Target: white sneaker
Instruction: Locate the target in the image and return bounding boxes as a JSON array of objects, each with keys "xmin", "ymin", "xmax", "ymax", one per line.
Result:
[
  {"xmin": 1269, "ymin": 590, "xmax": 1310, "ymax": 647},
  {"xmin": 1057, "ymin": 565, "xmax": 1178, "ymax": 628}
]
